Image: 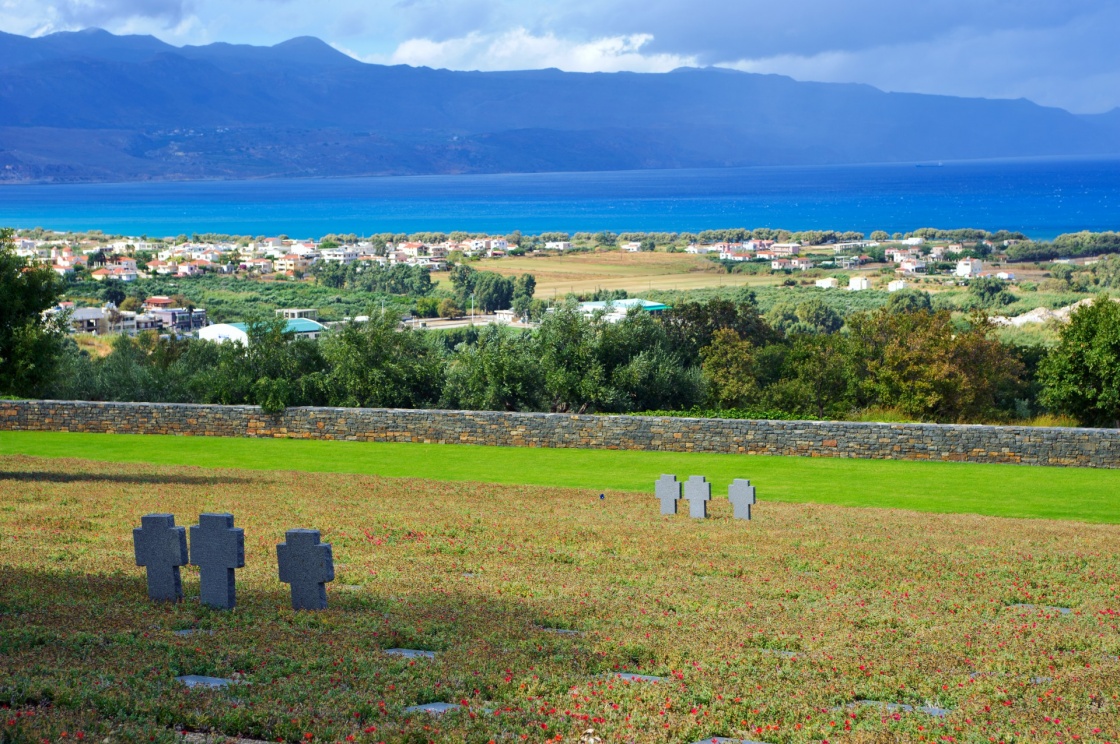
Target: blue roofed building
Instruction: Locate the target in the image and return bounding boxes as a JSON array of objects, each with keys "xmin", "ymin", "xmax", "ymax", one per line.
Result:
[{"xmin": 198, "ymin": 318, "xmax": 328, "ymax": 344}]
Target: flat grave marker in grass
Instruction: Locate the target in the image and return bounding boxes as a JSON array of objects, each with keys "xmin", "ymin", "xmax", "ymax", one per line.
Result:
[
  {"xmin": 851, "ymin": 700, "xmax": 953, "ymax": 718},
  {"xmin": 607, "ymin": 672, "xmax": 670, "ymax": 683},
  {"xmin": 133, "ymin": 513, "xmax": 188, "ymax": 603},
  {"xmin": 189, "ymin": 512, "xmax": 244, "ymax": 610},
  {"xmin": 655, "ymin": 474, "xmax": 680, "ymax": 515},
  {"xmin": 383, "ymin": 648, "xmax": 436, "ymax": 659},
  {"xmin": 728, "ymin": 478, "xmax": 756, "ymax": 520},
  {"xmin": 1008, "ymin": 603, "xmax": 1073, "ymax": 614},
  {"xmin": 536, "ymin": 626, "xmax": 582, "ymax": 636},
  {"xmin": 276, "ymin": 528, "xmax": 334, "ymax": 610},
  {"xmin": 175, "ymin": 675, "xmax": 235, "ymax": 689},
  {"xmin": 688, "ymin": 738, "xmax": 768, "ymax": 744},
  {"xmin": 683, "ymin": 475, "xmax": 711, "ymax": 519}
]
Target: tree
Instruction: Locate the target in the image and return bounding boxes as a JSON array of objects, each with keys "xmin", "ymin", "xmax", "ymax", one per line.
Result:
[
  {"xmin": 0, "ymin": 228, "xmax": 67, "ymax": 397},
  {"xmin": 846, "ymin": 308, "xmax": 1022, "ymax": 422},
  {"xmin": 760, "ymin": 333, "xmax": 854, "ymax": 419},
  {"xmin": 513, "ymin": 274, "xmax": 536, "ymax": 303},
  {"xmin": 885, "ymin": 288, "xmax": 933, "ymax": 314},
  {"xmin": 661, "ymin": 297, "xmax": 774, "ymax": 365},
  {"xmin": 101, "ymin": 280, "xmax": 126, "ymax": 306},
  {"xmin": 1039, "ymin": 296, "xmax": 1120, "ymax": 427},
  {"xmin": 444, "ymin": 325, "xmax": 544, "ymax": 411},
  {"xmin": 766, "ymin": 298, "xmax": 841, "ymax": 336},
  {"xmin": 319, "ymin": 312, "xmax": 444, "ymax": 409},
  {"xmin": 438, "ymin": 299, "xmax": 462, "ymax": 319},
  {"xmin": 473, "ymin": 272, "xmax": 515, "ymax": 313},
  {"xmin": 968, "ymin": 276, "xmax": 1015, "ymax": 308},
  {"xmin": 699, "ymin": 328, "xmax": 759, "ymax": 409}
]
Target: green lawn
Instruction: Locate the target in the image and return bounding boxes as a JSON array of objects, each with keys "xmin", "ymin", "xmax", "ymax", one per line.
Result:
[{"xmin": 3, "ymin": 430, "xmax": 1119, "ymax": 523}]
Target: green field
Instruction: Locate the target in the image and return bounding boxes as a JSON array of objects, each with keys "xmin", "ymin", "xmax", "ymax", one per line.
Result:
[{"xmin": 4, "ymin": 430, "xmax": 1120, "ymax": 523}]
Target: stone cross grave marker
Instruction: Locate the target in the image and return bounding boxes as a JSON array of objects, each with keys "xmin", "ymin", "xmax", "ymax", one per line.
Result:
[
  {"xmin": 683, "ymin": 476, "xmax": 711, "ymax": 519},
  {"xmin": 728, "ymin": 479, "xmax": 756, "ymax": 520},
  {"xmin": 133, "ymin": 513, "xmax": 188, "ymax": 602},
  {"xmin": 655, "ymin": 474, "xmax": 680, "ymax": 515},
  {"xmin": 277, "ymin": 529, "xmax": 334, "ymax": 610},
  {"xmin": 190, "ymin": 513, "xmax": 245, "ymax": 610}
]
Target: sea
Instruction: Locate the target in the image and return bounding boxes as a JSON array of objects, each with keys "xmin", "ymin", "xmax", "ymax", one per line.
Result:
[{"xmin": 1, "ymin": 156, "xmax": 1118, "ymax": 239}]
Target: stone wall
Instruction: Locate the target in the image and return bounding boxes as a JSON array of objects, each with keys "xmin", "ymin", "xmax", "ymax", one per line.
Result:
[{"xmin": 2, "ymin": 399, "xmax": 1118, "ymax": 468}]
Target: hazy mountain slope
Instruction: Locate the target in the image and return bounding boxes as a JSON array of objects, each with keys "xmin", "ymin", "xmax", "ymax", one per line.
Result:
[{"xmin": 0, "ymin": 29, "xmax": 1116, "ymax": 182}]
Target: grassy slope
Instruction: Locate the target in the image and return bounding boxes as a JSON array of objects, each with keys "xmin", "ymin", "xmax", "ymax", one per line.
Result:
[
  {"xmin": 5, "ymin": 457, "xmax": 1119, "ymax": 742},
  {"xmin": 3, "ymin": 430, "xmax": 1119, "ymax": 523}
]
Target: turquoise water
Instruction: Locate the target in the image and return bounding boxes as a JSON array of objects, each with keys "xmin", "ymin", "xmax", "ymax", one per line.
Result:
[{"xmin": 1, "ymin": 157, "xmax": 1118, "ymax": 239}]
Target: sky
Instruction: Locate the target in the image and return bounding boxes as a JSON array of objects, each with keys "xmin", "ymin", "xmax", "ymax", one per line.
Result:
[{"xmin": 2, "ymin": 0, "xmax": 1118, "ymax": 114}]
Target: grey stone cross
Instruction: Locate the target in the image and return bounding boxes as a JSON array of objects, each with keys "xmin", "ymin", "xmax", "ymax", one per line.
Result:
[
  {"xmin": 277, "ymin": 529, "xmax": 334, "ymax": 610},
  {"xmin": 728, "ymin": 479, "xmax": 756, "ymax": 520},
  {"xmin": 133, "ymin": 513, "xmax": 188, "ymax": 602},
  {"xmin": 683, "ymin": 475, "xmax": 711, "ymax": 518},
  {"xmin": 190, "ymin": 513, "xmax": 245, "ymax": 609},
  {"xmin": 655, "ymin": 474, "xmax": 680, "ymax": 515}
]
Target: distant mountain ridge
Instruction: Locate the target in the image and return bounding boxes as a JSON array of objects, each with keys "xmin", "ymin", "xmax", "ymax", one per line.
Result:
[{"xmin": 1, "ymin": 28, "xmax": 1118, "ymax": 183}]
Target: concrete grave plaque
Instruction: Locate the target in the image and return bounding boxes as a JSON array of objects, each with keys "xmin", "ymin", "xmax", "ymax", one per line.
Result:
[
  {"xmin": 133, "ymin": 513, "xmax": 188, "ymax": 602},
  {"xmin": 190, "ymin": 513, "xmax": 245, "ymax": 610},
  {"xmin": 688, "ymin": 739, "xmax": 768, "ymax": 744},
  {"xmin": 610, "ymin": 672, "xmax": 669, "ymax": 683},
  {"xmin": 537, "ymin": 626, "xmax": 582, "ymax": 635},
  {"xmin": 853, "ymin": 700, "xmax": 951, "ymax": 718},
  {"xmin": 384, "ymin": 648, "xmax": 436, "ymax": 659},
  {"xmin": 728, "ymin": 479, "xmax": 756, "ymax": 520},
  {"xmin": 683, "ymin": 476, "xmax": 711, "ymax": 519},
  {"xmin": 405, "ymin": 702, "xmax": 461, "ymax": 715},
  {"xmin": 277, "ymin": 529, "xmax": 334, "ymax": 610},
  {"xmin": 655, "ymin": 474, "xmax": 680, "ymax": 515},
  {"xmin": 176, "ymin": 675, "xmax": 233, "ymax": 689}
]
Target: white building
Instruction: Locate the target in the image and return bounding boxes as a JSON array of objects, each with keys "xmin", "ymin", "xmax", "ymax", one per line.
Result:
[
  {"xmin": 848, "ymin": 276, "xmax": 871, "ymax": 291},
  {"xmin": 545, "ymin": 241, "xmax": 572, "ymax": 251},
  {"xmin": 887, "ymin": 280, "xmax": 908, "ymax": 292},
  {"xmin": 815, "ymin": 277, "xmax": 838, "ymax": 289},
  {"xmin": 956, "ymin": 259, "xmax": 983, "ymax": 277}
]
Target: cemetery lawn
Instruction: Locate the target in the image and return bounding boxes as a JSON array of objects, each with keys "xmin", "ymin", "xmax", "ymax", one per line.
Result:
[
  {"xmin": 4, "ymin": 431, "xmax": 1120, "ymax": 523},
  {"xmin": 1, "ymin": 456, "xmax": 1119, "ymax": 744}
]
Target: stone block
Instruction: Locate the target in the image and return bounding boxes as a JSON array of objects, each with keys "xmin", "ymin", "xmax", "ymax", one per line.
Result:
[
  {"xmin": 133, "ymin": 513, "xmax": 188, "ymax": 602},
  {"xmin": 277, "ymin": 529, "xmax": 334, "ymax": 610},
  {"xmin": 683, "ymin": 476, "xmax": 711, "ymax": 519},
  {"xmin": 190, "ymin": 513, "xmax": 245, "ymax": 610}
]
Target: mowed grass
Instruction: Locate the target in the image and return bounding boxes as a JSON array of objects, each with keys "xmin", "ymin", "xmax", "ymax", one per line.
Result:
[
  {"xmin": 4, "ymin": 430, "xmax": 1120, "ymax": 523},
  {"xmin": 1, "ymin": 456, "xmax": 1118, "ymax": 743}
]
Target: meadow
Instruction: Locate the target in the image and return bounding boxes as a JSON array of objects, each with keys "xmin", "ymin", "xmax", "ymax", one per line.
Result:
[
  {"xmin": 1, "ymin": 454, "xmax": 1118, "ymax": 743},
  {"xmin": 3, "ymin": 431, "xmax": 1120, "ymax": 524}
]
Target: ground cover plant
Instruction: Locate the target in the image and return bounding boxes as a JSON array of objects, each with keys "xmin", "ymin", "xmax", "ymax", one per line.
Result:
[
  {"xmin": 5, "ymin": 432, "xmax": 1120, "ymax": 524},
  {"xmin": 1, "ymin": 455, "xmax": 1119, "ymax": 743}
]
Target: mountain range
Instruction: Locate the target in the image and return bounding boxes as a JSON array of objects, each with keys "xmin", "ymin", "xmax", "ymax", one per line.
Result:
[{"xmin": 1, "ymin": 28, "xmax": 1118, "ymax": 183}]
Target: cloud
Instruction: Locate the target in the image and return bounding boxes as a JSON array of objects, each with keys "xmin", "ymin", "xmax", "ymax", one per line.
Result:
[
  {"xmin": 385, "ymin": 27, "xmax": 697, "ymax": 73},
  {"xmin": 2, "ymin": 0, "xmax": 196, "ymax": 34},
  {"xmin": 714, "ymin": 4, "xmax": 1120, "ymax": 113}
]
